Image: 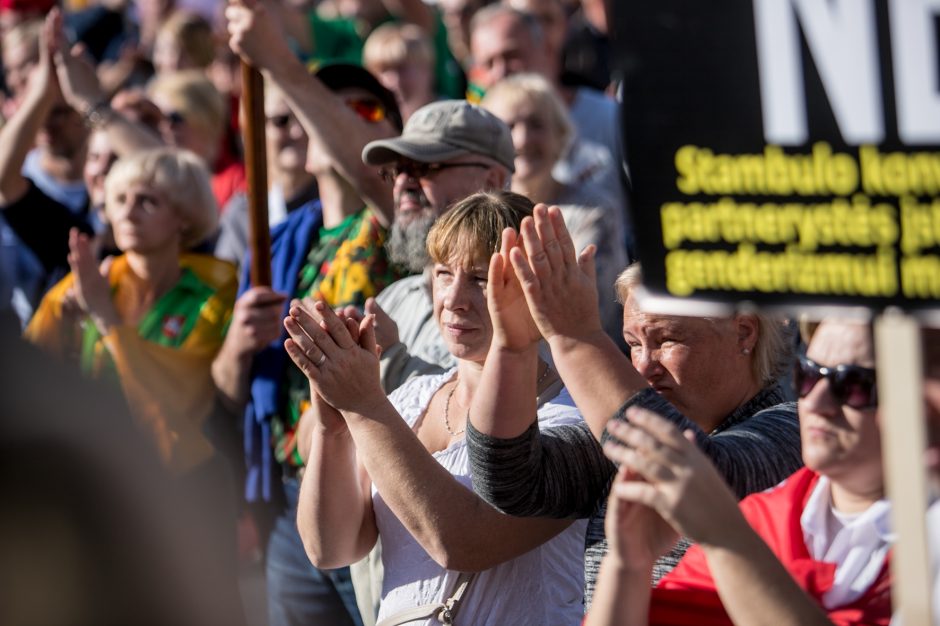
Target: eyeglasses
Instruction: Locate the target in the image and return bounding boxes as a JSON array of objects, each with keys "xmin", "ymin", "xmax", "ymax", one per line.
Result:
[
  {"xmin": 267, "ymin": 113, "xmax": 295, "ymax": 129},
  {"xmin": 380, "ymin": 161, "xmax": 491, "ymax": 183},
  {"xmin": 345, "ymin": 98, "xmax": 386, "ymax": 123},
  {"xmin": 164, "ymin": 110, "xmax": 187, "ymax": 126},
  {"xmin": 794, "ymin": 355, "xmax": 878, "ymax": 410}
]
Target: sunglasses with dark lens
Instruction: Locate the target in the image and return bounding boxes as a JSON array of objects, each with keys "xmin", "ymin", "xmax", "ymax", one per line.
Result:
[
  {"xmin": 379, "ymin": 161, "xmax": 491, "ymax": 183},
  {"xmin": 345, "ymin": 98, "xmax": 386, "ymax": 123},
  {"xmin": 164, "ymin": 110, "xmax": 187, "ymax": 126},
  {"xmin": 794, "ymin": 355, "xmax": 878, "ymax": 410},
  {"xmin": 267, "ymin": 113, "xmax": 293, "ymax": 129}
]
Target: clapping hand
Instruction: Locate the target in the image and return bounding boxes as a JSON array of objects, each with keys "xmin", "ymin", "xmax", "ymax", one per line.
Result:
[
  {"xmin": 603, "ymin": 408, "xmax": 745, "ymax": 547},
  {"xmin": 487, "ymin": 227, "xmax": 541, "ymax": 354},
  {"xmin": 284, "ymin": 299, "xmax": 386, "ymax": 416},
  {"xmin": 509, "ymin": 204, "xmax": 602, "ymax": 344},
  {"xmin": 68, "ymin": 228, "xmax": 119, "ymax": 334}
]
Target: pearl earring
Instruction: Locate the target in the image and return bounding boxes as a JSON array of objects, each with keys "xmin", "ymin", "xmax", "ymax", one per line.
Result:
[{"xmin": 742, "ymin": 348, "xmax": 750, "ymax": 355}]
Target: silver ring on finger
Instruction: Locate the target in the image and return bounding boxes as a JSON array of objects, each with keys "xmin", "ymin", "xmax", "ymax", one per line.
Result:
[{"xmin": 316, "ymin": 353, "xmax": 326, "ymax": 366}]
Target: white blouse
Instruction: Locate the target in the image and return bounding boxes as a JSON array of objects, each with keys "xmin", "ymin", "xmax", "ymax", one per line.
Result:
[{"xmin": 373, "ymin": 369, "xmax": 588, "ymax": 626}]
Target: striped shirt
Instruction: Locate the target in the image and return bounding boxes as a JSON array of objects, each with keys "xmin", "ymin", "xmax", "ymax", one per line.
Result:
[{"xmin": 466, "ymin": 383, "xmax": 803, "ymax": 606}]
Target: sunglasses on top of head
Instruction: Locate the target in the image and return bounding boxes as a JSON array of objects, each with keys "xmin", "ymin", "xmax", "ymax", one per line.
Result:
[
  {"xmin": 345, "ymin": 98, "xmax": 386, "ymax": 123},
  {"xmin": 794, "ymin": 355, "xmax": 878, "ymax": 410}
]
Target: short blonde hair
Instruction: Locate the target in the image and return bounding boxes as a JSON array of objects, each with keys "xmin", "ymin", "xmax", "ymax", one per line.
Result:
[
  {"xmin": 148, "ymin": 70, "xmax": 226, "ymax": 142},
  {"xmin": 104, "ymin": 148, "xmax": 218, "ymax": 249},
  {"xmin": 615, "ymin": 263, "xmax": 795, "ymax": 388},
  {"xmin": 363, "ymin": 22, "xmax": 434, "ymax": 72},
  {"xmin": 481, "ymin": 73, "xmax": 574, "ymax": 155},
  {"xmin": 157, "ymin": 10, "xmax": 215, "ymax": 69},
  {"xmin": 427, "ymin": 190, "xmax": 534, "ymax": 267}
]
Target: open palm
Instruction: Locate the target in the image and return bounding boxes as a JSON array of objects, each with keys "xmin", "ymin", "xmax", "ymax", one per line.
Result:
[{"xmin": 487, "ymin": 228, "xmax": 541, "ymax": 353}]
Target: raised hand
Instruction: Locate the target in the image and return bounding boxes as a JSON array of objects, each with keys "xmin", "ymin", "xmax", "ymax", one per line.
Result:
[
  {"xmin": 68, "ymin": 228, "xmax": 119, "ymax": 334},
  {"xmin": 603, "ymin": 408, "xmax": 745, "ymax": 547},
  {"xmin": 510, "ymin": 204, "xmax": 602, "ymax": 343},
  {"xmin": 48, "ymin": 6, "xmax": 106, "ymax": 115},
  {"xmin": 283, "ymin": 299, "xmax": 386, "ymax": 415},
  {"xmin": 604, "ymin": 465, "xmax": 678, "ymax": 571},
  {"xmin": 487, "ymin": 227, "xmax": 541, "ymax": 353},
  {"xmin": 226, "ymin": 0, "xmax": 293, "ymax": 73}
]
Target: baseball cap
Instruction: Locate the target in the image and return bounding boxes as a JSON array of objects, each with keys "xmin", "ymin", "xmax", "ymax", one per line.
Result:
[
  {"xmin": 361, "ymin": 100, "xmax": 515, "ymax": 173},
  {"xmin": 314, "ymin": 63, "xmax": 403, "ymax": 132}
]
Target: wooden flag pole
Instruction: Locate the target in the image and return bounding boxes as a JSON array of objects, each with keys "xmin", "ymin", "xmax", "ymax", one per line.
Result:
[{"xmin": 241, "ymin": 61, "xmax": 271, "ymax": 288}]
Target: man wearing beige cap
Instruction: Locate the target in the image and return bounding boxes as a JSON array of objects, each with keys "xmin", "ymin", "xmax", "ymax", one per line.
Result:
[{"xmin": 358, "ymin": 99, "xmax": 515, "ymax": 392}]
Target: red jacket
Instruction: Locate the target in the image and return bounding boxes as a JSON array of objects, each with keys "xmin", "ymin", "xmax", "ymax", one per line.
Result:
[{"xmin": 650, "ymin": 468, "xmax": 892, "ymax": 626}]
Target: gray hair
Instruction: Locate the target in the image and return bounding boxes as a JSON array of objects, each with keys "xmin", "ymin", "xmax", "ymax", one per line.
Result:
[{"xmin": 104, "ymin": 147, "xmax": 218, "ymax": 249}]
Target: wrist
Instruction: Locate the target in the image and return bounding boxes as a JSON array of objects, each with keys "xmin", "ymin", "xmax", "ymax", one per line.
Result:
[
  {"xmin": 82, "ymin": 100, "xmax": 114, "ymax": 129},
  {"xmin": 547, "ymin": 328, "xmax": 608, "ymax": 353}
]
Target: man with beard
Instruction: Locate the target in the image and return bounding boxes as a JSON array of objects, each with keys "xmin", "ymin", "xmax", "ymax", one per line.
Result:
[
  {"xmin": 360, "ymin": 99, "xmax": 515, "ymax": 392},
  {"xmin": 217, "ymin": 1, "xmax": 512, "ymax": 624}
]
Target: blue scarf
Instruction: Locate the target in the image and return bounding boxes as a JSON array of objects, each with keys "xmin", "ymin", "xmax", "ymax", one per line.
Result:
[{"xmin": 240, "ymin": 201, "xmax": 322, "ymax": 502}]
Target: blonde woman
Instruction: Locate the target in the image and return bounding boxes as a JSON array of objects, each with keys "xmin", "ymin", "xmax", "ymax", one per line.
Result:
[
  {"xmin": 288, "ymin": 191, "xmax": 587, "ymax": 625},
  {"xmin": 147, "ymin": 71, "xmax": 243, "ymax": 209},
  {"xmin": 27, "ymin": 147, "xmax": 236, "ymax": 476}
]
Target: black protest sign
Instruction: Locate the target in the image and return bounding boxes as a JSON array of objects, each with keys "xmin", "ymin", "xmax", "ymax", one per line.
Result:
[{"xmin": 612, "ymin": 0, "xmax": 940, "ymax": 311}]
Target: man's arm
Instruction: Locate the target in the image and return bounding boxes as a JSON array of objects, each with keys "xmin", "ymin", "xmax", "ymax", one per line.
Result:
[
  {"xmin": 227, "ymin": 0, "xmax": 394, "ymax": 225},
  {"xmin": 211, "ymin": 287, "xmax": 286, "ymax": 413}
]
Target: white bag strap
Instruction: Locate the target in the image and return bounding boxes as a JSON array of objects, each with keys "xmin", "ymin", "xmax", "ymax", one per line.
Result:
[{"xmin": 375, "ymin": 571, "xmax": 476, "ymax": 626}]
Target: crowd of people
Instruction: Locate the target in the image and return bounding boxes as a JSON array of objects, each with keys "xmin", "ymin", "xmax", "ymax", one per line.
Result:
[{"xmin": 1, "ymin": 0, "xmax": 937, "ymax": 625}]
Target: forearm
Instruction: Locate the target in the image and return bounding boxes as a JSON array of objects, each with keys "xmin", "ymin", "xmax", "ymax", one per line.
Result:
[
  {"xmin": 585, "ymin": 556, "xmax": 652, "ymax": 626},
  {"xmin": 0, "ymin": 87, "xmax": 51, "ymax": 204},
  {"xmin": 297, "ymin": 427, "xmax": 376, "ymax": 568},
  {"xmin": 470, "ymin": 345, "xmax": 537, "ymax": 439},
  {"xmin": 703, "ymin": 525, "xmax": 832, "ymax": 626},
  {"xmin": 467, "ymin": 420, "xmax": 612, "ymax": 518},
  {"xmin": 210, "ymin": 341, "xmax": 254, "ymax": 412},
  {"xmin": 261, "ymin": 52, "xmax": 393, "ymax": 223},
  {"xmin": 345, "ymin": 399, "xmax": 570, "ymax": 571},
  {"xmin": 548, "ymin": 330, "xmax": 648, "ymax": 440}
]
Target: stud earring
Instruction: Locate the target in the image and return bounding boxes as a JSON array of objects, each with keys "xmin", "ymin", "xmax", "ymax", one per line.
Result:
[{"xmin": 742, "ymin": 348, "xmax": 750, "ymax": 355}]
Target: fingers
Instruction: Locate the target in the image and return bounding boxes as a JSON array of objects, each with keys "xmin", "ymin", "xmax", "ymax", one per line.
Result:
[
  {"xmin": 310, "ymin": 300, "xmax": 357, "ymax": 350},
  {"xmin": 577, "ymin": 244, "xmax": 597, "ymax": 286},
  {"xmin": 519, "ymin": 214, "xmax": 551, "ymax": 279},
  {"xmin": 533, "ymin": 204, "xmax": 564, "ymax": 271},
  {"xmin": 359, "ymin": 314, "xmax": 379, "ymax": 356},
  {"xmin": 548, "ymin": 205, "xmax": 578, "ymax": 266},
  {"xmin": 284, "ymin": 337, "xmax": 321, "ymax": 380},
  {"xmin": 288, "ymin": 302, "xmax": 342, "ymax": 359},
  {"xmin": 487, "ymin": 252, "xmax": 504, "ymax": 305},
  {"xmin": 363, "ymin": 297, "xmax": 385, "ymax": 319},
  {"xmin": 609, "ymin": 479, "xmax": 660, "ymax": 508},
  {"xmin": 284, "ymin": 315, "xmax": 326, "ymax": 364},
  {"xmin": 625, "ymin": 407, "xmax": 694, "ymax": 451}
]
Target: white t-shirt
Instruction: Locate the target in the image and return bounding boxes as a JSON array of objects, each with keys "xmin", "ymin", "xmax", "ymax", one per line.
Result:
[{"xmin": 373, "ymin": 370, "xmax": 587, "ymax": 626}]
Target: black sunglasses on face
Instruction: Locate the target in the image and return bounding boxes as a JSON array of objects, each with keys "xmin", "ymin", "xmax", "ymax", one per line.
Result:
[
  {"xmin": 794, "ymin": 355, "xmax": 878, "ymax": 410},
  {"xmin": 380, "ymin": 161, "xmax": 491, "ymax": 183}
]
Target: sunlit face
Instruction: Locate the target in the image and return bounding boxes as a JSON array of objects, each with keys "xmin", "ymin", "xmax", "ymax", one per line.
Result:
[
  {"xmin": 485, "ymin": 94, "xmax": 562, "ymax": 183},
  {"xmin": 106, "ymin": 182, "xmax": 184, "ymax": 254},
  {"xmin": 506, "ymin": 0, "xmax": 567, "ymax": 59},
  {"xmin": 432, "ymin": 254, "xmax": 492, "ymax": 363},
  {"xmin": 392, "ymin": 156, "xmax": 495, "ymax": 225},
  {"xmin": 151, "ymin": 94, "xmax": 216, "ymax": 163},
  {"xmin": 470, "ymin": 14, "xmax": 546, "ymax": 89},
  {"xmin": 799, "ymin": 321, "xmax": 882, "ymax": 489},
  {"xmin": 374, "ymin": 60, "xmax": 433, "ymax": 117},
  {"xmin": 83, "ymin": 130, "xmax": 116, "ymax": 208},
  {"xmin": 622, "ymin": 294, "xmax": 756, "ymax": 431}
]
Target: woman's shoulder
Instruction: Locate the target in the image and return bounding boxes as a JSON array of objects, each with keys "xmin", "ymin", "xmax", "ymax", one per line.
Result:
[{"xmin": 388, "ymin": 369, "xmax": 455, "ymax": 426}]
